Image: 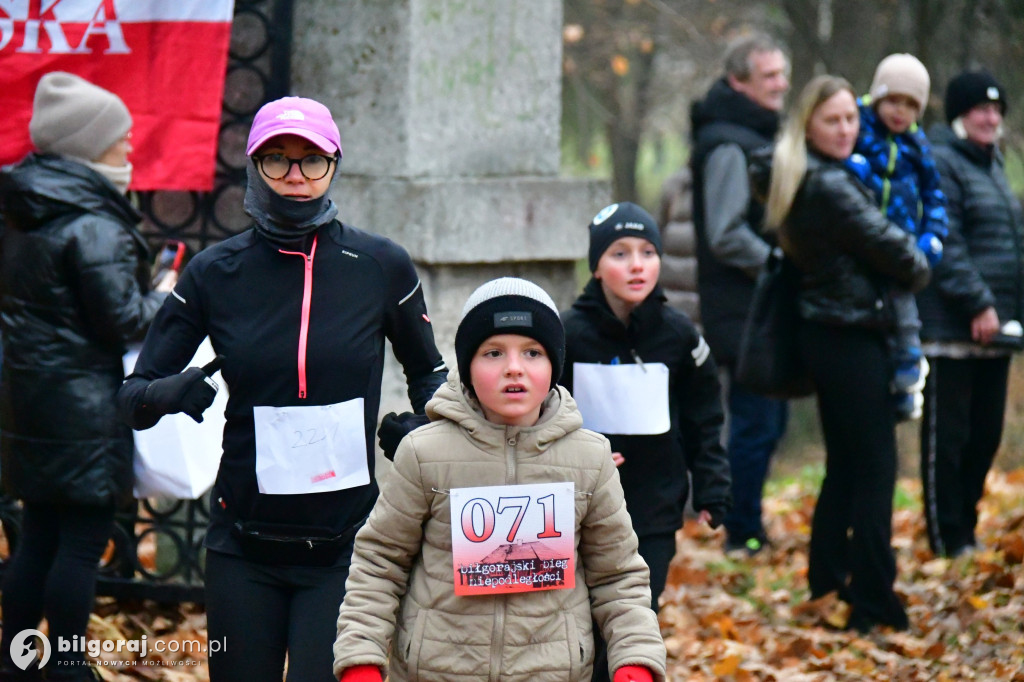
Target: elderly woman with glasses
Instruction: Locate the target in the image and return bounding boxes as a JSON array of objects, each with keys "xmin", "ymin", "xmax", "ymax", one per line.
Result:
[{"xmin": 118, "ymin": 97, "xmax": 447, "ymax": 682}]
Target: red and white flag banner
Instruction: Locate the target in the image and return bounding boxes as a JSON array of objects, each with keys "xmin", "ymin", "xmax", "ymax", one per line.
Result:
[{"xmin": 0, "ymin": 0, "xmax": 234, "ymax": 191}]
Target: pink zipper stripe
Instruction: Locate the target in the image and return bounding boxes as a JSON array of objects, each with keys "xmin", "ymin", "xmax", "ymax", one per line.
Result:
[{"xmin": 277, "ymin": 234, "xmax": 318, "ymax": 399}]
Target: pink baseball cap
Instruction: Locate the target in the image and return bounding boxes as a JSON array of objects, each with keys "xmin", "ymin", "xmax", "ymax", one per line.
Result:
[{"xmin": 246, "ymin": 96, "xmax": 342, "ymax": 157}]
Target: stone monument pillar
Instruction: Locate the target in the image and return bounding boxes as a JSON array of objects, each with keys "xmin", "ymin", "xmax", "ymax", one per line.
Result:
[{"xmin": 291, "ymin": 0, "xmax": 607, "ymax": 418}]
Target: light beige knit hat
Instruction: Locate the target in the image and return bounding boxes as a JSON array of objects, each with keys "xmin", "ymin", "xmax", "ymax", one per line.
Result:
[
  {"xmin": 29, "ymin": 72, "xmax": 132, "ymax": 161},
  {"xmin": 869, "ymin": 54, "xmax": 930, "ymax": 113}
]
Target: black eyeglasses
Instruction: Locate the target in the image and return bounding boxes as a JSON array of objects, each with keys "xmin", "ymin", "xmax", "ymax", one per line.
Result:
[{"xmin": 253, "ymin": 153, "xmax": 336, "ymax": 180}]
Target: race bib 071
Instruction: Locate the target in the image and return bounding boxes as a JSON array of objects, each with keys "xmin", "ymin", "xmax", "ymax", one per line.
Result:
[{"xmin": 450, "ymin": 482, "xmax": 576, "ymax": 596}]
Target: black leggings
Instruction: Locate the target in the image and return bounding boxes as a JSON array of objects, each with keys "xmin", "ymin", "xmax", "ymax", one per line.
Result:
[
  {"xmin": 800, "ymin": 321, "xmax": 907, "ymax": 630},
  {"xmin": 1, "ymin": 503, "xmax": 115, "ymax": 676},
  {"xmin": 204, "ymin": 550, "xmax": 349, "ymax": 682}
]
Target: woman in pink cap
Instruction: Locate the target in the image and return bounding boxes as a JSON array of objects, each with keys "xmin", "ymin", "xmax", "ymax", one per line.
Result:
[{"xmin": 118, "ymin": 97, "xmax": 447, "ymax": 682}]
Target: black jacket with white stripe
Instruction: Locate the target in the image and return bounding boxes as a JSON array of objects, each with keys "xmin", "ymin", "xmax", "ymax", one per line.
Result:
[
  {"xmin": 560, "ymin": 279, "xmax": 731, "ymax": 537},
  {"xmin": 119, "ymin": 221, "xmax": 446, "ymax": 561}
]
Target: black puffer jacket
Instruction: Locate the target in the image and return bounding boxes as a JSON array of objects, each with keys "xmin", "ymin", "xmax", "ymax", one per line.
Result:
[
  {"xmin": 917, "ymin": 129, "xmax": 1024, "ymax": 341},
  {"xmin": 771, "ymin": 153, "xmax": 931, "ymax": 327},
  {"xmin": 561, "ymin": 279, "xmax": 731, "ymax": 537},
  {"xmin": 0, "ymin": 153, "xmax": 163, "ymax": 506}
]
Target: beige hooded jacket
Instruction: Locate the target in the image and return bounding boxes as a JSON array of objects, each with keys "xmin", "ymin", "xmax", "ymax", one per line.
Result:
[{"xmin": 333, "ymin": 372, "xmax": 667, "ymax": 682}]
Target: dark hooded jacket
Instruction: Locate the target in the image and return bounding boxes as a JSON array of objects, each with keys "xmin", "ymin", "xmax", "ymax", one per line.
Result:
[
  {"xmin": 0, "ymin": 153, "xmax": 163, "ymax": 506},
  {"xmin": 690, "ymin": 78, "xmax": 780, "ymax": 365},
  {"xmin": 560, "ymin": 279, "xmax": 731, "ymax": 537},
  {"xmin": 917, "ymin": 127, "xmax": 1024, "ymax": 342}
]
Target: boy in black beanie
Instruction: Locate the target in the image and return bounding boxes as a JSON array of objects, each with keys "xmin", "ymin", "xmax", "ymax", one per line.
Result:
[
  {"xmin": 561, "ymin": 202, "xmax": 732, "ymax": 616},
  {"xmin": 335, "ymin": 277, "xmax": 666, "ymax": 682}
]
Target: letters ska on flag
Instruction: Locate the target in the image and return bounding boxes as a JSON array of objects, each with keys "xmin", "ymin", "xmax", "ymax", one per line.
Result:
[{"xmin": 0, "ymin": 0, "xmax": 234, "ymax": 191}]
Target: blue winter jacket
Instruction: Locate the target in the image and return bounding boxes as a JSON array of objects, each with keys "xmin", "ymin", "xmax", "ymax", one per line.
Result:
[{"xmin": 846, "ymin": 97, "xmax": 948, "ymax": 248}]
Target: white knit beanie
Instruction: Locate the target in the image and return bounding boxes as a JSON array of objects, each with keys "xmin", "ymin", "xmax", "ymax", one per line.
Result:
[
  {"xmin": 869, "ymin": 54, "xmax": 931, "ymax": 113},
  {"xmin": 455, "ymin": 277, "xmax": 565, "ymax": 390},
  {"xmin": 29, "ymin": 72, "xmax": 132, "ymax": 161}
]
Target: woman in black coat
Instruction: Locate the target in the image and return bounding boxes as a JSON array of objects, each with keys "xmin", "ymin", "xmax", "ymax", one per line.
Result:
[
  {"xmin": 762, "ymin": 75, "xmax": 930, "ymax": 632},
  {"xmin": 917, "ymin": 71, "xmax": 1024, "ymax": 558},
  {"xmin": 0, "ymin": 73, "xmax": 164, "ymax": 680}
]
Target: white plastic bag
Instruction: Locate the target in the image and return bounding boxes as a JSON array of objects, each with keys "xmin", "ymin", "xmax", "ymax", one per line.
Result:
[{"xmin": 123, "ymin": 338, "xmax": 227, "ymax": 499}]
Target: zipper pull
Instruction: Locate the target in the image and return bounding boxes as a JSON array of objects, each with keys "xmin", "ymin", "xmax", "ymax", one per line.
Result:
[{"xmin": 630, "ymin": 349, "xmax": 646, "ymax": 373}]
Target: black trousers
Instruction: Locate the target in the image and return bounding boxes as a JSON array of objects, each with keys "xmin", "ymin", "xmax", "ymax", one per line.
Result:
[
  {"xmin": 0, "ymin": 503, "xmax": 115, "ymax": 679},
  {"xmin": 920, "ymin": 355, "xmax": 1009, "ymax": 556},
  {"xmin": 800, "ymin": 321, "xmax": 907, "ymax": 630},
  {"xmin": 204, "ymin": 550, "xmax": 349, "ymax": 682},
  {"xmin": 590, "ymin": 532, "xmax": 673, "ymax": 682}
]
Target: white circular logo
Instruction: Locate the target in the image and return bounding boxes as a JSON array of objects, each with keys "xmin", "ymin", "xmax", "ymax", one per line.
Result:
[
  {"xmin": 592, "ymin": 203, "xmax": 619, "ymax": 225},
  {"xmin": 10, "ymin": 629, "xmax": 50, "ymax": 670}
]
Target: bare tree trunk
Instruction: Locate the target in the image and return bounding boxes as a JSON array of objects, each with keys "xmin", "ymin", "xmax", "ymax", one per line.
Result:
[
  {"xmin": 606, "ymin": 33, "xmax": 654, "ymax": 203},
  {"xmin": 609, "ymin": 119, "xmax": 639, "ymax": 202},
  {"xmin": 958, "ymin": 0, "xmax": 978, "ymax": 68}
]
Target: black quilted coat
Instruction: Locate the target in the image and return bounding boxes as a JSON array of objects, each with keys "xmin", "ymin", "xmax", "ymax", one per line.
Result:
[
  {"xmin": 917, "ymin": 130, "xmax": 1024, "ymax": 341},
  {"xmin": 0, "ymin": 153, "xmax": 162, "ymax": 506},
  {"xmin": 769, "ymin": 153, "xmax": 931, "ymax": 327}
]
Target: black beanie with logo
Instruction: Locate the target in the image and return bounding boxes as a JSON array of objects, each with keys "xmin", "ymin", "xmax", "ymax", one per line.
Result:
[
  {"xmin": 587, "ymin": 201, "xmax": 663, "ymax": 272},
  {"xmin": 454, "ymin": 277, "xmax": 565, "ymax": 391},
  {"xmin": 944, "ymin": 70, "xmax": 1007, "ymax": 124}
]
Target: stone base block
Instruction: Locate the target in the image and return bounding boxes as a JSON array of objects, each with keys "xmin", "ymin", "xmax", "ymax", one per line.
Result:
[{"xmin": 333, "ymin": 175, "xmax": 608, "ymax": 264}]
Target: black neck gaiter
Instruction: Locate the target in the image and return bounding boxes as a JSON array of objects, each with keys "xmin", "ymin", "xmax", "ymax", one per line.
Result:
[{"xmin": 243, "ymin": 162, "xmax": 339, "ymax": 248}]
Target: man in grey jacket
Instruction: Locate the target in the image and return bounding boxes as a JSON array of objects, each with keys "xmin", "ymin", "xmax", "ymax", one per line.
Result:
[{"xmin": 690, "ymin": 33, "xmax": 789, "ymax": 555}]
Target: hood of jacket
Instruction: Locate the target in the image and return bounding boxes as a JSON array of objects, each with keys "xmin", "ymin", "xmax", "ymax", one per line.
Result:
[
  {"xmin": 426, "ymin": 370, "xmax": 583, "ymax": 454},
  {"xmin": 0, "ymin": 153, "xmax": 141, "ymax": 231},
  {"xmin": 690, "ymin": 78, "xmax": 781, "ymax": 141}
]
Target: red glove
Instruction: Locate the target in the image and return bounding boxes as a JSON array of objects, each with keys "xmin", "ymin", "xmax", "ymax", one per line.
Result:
[
  {"xmin": 614, "ymin": 665, "xmax": 654, "ymax": 682},
  {"xmin": 338, "ymin": 665, "xmax": 383, "ymax": 682}
]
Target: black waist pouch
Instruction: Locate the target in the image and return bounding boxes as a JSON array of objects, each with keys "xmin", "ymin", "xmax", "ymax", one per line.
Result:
[{"xmin": 232, "ymin": 518, "xmax": 365, "ymax": 567}]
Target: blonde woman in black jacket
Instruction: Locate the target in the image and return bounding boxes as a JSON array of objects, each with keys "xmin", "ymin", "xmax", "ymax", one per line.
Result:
[{"xmin": 762, "ymin": 75, "xmax": 930, "ymax": 633}]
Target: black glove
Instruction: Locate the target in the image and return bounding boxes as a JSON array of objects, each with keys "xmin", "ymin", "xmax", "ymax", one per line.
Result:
[
  {"xmin": 703, "ymin": 505, "xmax": 728, "ymax": 530},
  {"xmin": 377, "ymin": 411, "xmax": 430, "ymax": 461},
  {"xmin": 142, "ymin": 356, "xmax": 223, "ymax": 423}
]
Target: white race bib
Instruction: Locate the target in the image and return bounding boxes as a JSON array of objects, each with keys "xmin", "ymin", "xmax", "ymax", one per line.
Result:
[
  {"xmin": 572, "ymin": 362, "xmax": 670, "ymax": 435},
  {"xmin": 451, "ymin": 482, "xmax": 576, "ymax": 596},
  {"xmin": 253, "ymin": 399, "xmax": 369, "ymax": 495}
]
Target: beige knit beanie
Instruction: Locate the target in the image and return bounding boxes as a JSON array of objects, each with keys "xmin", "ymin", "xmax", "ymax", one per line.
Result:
[
  {"xmin": 29, "ymin": 72, "xmax": 132, "ymax": 161},
  {"xmin": 869, "ymin": 54, "xmax": 930, "ymax": 113}
]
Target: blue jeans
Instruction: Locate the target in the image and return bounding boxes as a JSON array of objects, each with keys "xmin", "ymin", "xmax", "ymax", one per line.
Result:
[{"xmin": 722, "ymin": 372, "xmax": 788, "ymax": 542}]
